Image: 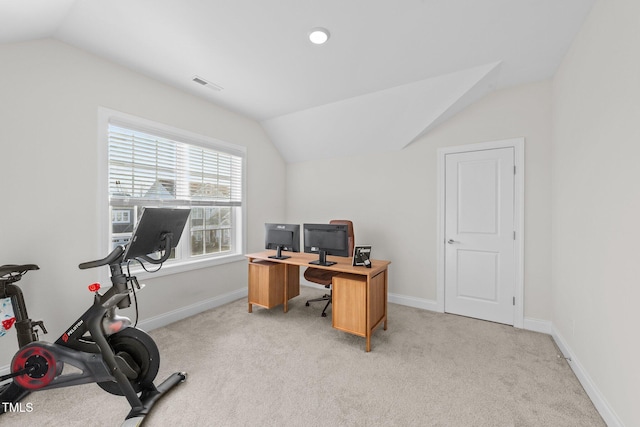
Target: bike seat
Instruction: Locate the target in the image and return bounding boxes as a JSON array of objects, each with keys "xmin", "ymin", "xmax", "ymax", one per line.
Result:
[{"xmin": 0, "ymin": 264, "xmax": 40, "ymax": 278}]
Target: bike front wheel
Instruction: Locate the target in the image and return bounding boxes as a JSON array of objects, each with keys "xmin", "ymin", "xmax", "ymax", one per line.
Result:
[{"xmin": 97, "ymin": 327, "xmax": 160, "ymax": 396}]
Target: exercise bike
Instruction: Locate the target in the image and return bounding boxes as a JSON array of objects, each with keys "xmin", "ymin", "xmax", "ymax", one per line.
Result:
[{"xmin": 0, "ymin": 207, "xmax": 190, "ymax": 426}]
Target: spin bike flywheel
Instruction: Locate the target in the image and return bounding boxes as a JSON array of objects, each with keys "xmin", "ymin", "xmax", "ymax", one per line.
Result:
[
  {"xmin": 97, "ymin": 327, "xmax": 160, "ymax": 395},
  {"xmin": 11, "ymin": 344, "xmax": 57, "ymax": 390}
]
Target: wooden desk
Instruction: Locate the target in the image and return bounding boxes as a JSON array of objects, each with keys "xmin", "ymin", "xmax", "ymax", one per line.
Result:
[{"xmin": 246, "ymin": 251, "xmax": 391, "ymax": 352}]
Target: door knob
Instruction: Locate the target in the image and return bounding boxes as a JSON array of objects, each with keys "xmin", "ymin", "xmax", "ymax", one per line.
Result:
[{"xmin": 447, "ymin": 239, "xmax": 456, "ymax": 244}]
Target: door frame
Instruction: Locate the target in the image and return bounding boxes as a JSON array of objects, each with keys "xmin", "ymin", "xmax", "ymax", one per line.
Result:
[{"xmin": 436, "ymin": 137, "xmax": 525, "ymax": 328}]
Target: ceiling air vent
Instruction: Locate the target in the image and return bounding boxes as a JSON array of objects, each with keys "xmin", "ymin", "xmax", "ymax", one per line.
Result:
[{"xmin": 192, "ymin": 76, "xmax": 223, "ymax": 91}]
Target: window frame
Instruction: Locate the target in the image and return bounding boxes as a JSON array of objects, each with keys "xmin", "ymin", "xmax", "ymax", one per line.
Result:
[{"xmin": 98, "ymin": 108, "xmax": 247, "ymax": 279}]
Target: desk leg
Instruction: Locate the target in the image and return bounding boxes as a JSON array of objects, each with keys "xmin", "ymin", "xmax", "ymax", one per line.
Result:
[
  {"xmin": 283, "ymin": 264, "xmax": 289, "ymax": 313},
  {"xmin": 248, "ymin": 257, "xmax": 254, "ymax": 314},
  {"xmin": 365, "ymin": 268, "xmax": 388, "ymax": 352},
  {"xmin": 366, "ymin": 276, "xmax": 371, "ymax": 352},
  {"xmin": 384, "ymin": 269, "xmax": 388, "ymax": 330}
]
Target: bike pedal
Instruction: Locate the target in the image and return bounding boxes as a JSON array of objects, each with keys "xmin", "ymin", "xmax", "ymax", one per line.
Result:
[{"xmin": 115, "ymin": 352, "xmax": 140, "ymax": 379}]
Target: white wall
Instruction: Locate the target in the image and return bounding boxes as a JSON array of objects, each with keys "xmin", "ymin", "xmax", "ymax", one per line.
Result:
[
  {"xmin": 551, "ymin": 0, "xmax": 640, "ymax": 425},
  {"xmin": 286, "ymin": 80, "xmax": 552, "ymax": 321},
  {"xmin": 4, "ymin": 12, "xmax": 635, "ymax": 423},
  {"xmin": 0, "ymin": 39, "xmax": 286, "ymax": 366}
]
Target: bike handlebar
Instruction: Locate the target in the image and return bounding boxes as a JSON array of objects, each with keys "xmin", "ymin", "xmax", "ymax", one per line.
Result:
[
  {"xmin": 78, "ymin": 246, "xmax": 124, "ymax": 270},
  {"xmin": 78, "ymin": 233, "xmax": 174, "ymax": 270},
  {"xmin": 133, "ymin": 233, "xmax": 174, "ymax": 265}
]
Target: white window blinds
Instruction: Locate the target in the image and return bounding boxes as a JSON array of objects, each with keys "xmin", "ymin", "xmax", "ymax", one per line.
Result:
[{"xmin": 108, "ymin": 123, "xmax": 243, "ymax": 208}]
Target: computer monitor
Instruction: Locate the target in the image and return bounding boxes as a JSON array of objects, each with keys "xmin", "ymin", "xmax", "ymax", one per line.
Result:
[
  {"xmin": 303, "ymin": 223, "xmax": 349, "ymax": 266},
  {"xmin": 264, "ymin": 223, "xmax": 300, "ymax": 260},
  {"xmin": 123, "ymin": 208, "xmax": 190, "ymax": 261}
]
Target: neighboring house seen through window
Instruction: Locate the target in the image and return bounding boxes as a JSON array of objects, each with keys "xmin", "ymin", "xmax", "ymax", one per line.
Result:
[{"xmin": 106, "ymin": 118, "xmax": 245, "ymax": 266}]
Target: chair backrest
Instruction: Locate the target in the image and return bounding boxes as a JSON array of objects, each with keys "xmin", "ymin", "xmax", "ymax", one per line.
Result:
[{"xmin": 329, "ymin": 220, "xmax": 355, "ymax": 257}]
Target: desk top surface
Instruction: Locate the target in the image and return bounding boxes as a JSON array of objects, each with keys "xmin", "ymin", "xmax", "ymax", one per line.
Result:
[{"xmin": 245, "ymin": 250, "xmax": 390, "ymax": 277}]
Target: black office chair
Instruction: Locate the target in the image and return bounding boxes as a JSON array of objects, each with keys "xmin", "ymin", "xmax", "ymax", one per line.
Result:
[{"xmin": 304, "ymin": 220, "xmax": 355, "ymax": 317}]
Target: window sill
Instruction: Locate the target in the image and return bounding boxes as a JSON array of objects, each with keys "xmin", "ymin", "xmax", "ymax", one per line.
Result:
[{"xmin": 127, "ymin": 253, "xmax": 246, "ymax": 280}]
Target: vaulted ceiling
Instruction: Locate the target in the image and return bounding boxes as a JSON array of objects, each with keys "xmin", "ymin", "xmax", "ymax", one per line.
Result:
[{"xmin": 0, "ymin": 0, "xmax": 595, "ymax": 162}]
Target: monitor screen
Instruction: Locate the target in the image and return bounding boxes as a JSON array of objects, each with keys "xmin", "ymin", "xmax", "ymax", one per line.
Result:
[
  {"xmin": 123, "ymin": 208, "xmax": 190, "ymax": 261},
  {"xmin": 265, "ymin": 223, "xmax": 300, "ymax": 259},
  {"xmin": 303, "ymin": 223, "xmax": 349, "ymax": 266}
]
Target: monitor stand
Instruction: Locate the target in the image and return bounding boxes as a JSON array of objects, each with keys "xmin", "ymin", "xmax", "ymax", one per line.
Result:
[
  {"xmin": 268, "ymin": 245, "xmax": 290, "ymax": 260},
  {"xmin": 309, "ymin": 250, "xmax": 336, "ymax": 266}
]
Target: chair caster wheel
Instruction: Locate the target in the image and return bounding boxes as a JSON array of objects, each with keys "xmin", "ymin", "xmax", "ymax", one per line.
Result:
[
  {"xmin": 321, "ymin": 313, "xmax": 327, "ymax": 317},
  {"xmin": 305, "ymin": 302, "xmax": 309, "ymax": 306}
]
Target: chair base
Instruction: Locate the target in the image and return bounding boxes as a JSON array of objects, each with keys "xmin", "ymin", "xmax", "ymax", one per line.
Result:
[{"xmin": 305, "ymin": 293, "xmax": 331, "ymax": 317}]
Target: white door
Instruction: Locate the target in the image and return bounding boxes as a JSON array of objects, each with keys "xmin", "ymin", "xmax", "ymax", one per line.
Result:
[{"xmin": 444, "ymin": 147, "xmax": 515, "ymax": 325}]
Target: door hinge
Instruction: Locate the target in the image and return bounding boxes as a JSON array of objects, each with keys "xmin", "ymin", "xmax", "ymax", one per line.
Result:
[
  {"xmin": 513, "ymin": 297, "xmax": 515, "ymax": 306},
  {"xmin": 513, "ymin": 231, "xmax": 516, "ymax": 240},
  {"xmin": 514, "ymin": 165, "xmax": 516, "ymax": 174}
]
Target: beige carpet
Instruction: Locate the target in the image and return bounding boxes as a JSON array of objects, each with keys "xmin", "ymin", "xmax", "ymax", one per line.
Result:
[{"xmin": 1, "ymin": 287, "xmax": 604, "ymax": 426}]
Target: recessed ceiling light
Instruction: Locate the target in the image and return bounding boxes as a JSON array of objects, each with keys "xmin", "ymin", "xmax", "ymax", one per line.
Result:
[{"xmin": 309, "ymin": 27, "xmax": 330, "ymax": 45}]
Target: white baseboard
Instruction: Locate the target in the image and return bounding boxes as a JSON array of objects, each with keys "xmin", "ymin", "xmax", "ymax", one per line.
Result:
[
  {"xmin": 137, "ymin": 288, "xmax": 247, "ymax": 332},
  {"xmin": 552, "ymin": 326, "xmax": 623, "ymax": 427},
  {"xmin": 388, "ymin": 292, "xmax": 440, "ymax": 312},
  {"xmin": 302, "ymin": 283, "xmax": 441, "ymax": 312},
  {"xmin": 386, "ymin": 295, "xmax": 556, "ymax": 338},
  {"xmin": 385, "ymin": 297, "xmax": 554, "ymax": 337},
  {"xmin": 523, "ymin": 317, "xmax": 553, "ymax": 334}
]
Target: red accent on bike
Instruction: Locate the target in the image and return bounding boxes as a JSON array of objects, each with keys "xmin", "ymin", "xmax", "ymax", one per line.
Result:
[
  {"xmin": 62, "ymin": 333, "xmax": 69, "ymax": 342},
  {"xmin": 2, "ymin": 317, "xmax": 16, "ymax": 330},
  {"xmin": 12, "ymin": 345, "xmax": 57, "ymax": 390},
  {"xmin": 88, "ymin": 283, "xmax": 101, "ymax": 292},
  {"xmin": 109, "ymin": 320, "xmax": 124, "ymax": 333}
]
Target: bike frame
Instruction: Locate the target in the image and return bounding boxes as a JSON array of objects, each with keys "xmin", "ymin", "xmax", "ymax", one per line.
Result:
[
  {"xmin": 23, "ymin": 264, "xmax": 136, "ymax": 389},
  {"xmin": 2, "ymin": 209, "xmax": 188, "ymax": 423},
  {"xmin": 3, "ymin": 246, "xmax": 164, "ymax": 415}
]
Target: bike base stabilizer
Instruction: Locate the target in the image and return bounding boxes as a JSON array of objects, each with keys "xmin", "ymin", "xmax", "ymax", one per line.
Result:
[{"xmin": 121, "ymin": 372, "xmax": 187, "ymax": 427}]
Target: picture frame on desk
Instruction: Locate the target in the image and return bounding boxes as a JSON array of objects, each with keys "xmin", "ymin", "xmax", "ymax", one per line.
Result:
[{"xmin": 352, "ymin": 245, "xmax": 372, "ymax": 267}]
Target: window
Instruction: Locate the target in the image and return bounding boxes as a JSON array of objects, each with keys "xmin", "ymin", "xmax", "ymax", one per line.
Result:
[
  {"xmin": 112, "ymin": 210, "xmax": 131, "ymax": 224},
  {"xmin": 105, "ymin": 113, "xmax": 246, "ymax": 268}
]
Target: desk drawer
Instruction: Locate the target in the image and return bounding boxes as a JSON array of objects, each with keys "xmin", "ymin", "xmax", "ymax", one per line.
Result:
[
  {"xmin": 332, "ymin": 273, "xmax": 366, "ymax": 336},
  {"xmin": 248, "ymin": 261, "xmax": 284, "ymax": 309},
  {"xmin": 332, "ymin": 272, "xmax": 386, "ymax": 337}
]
